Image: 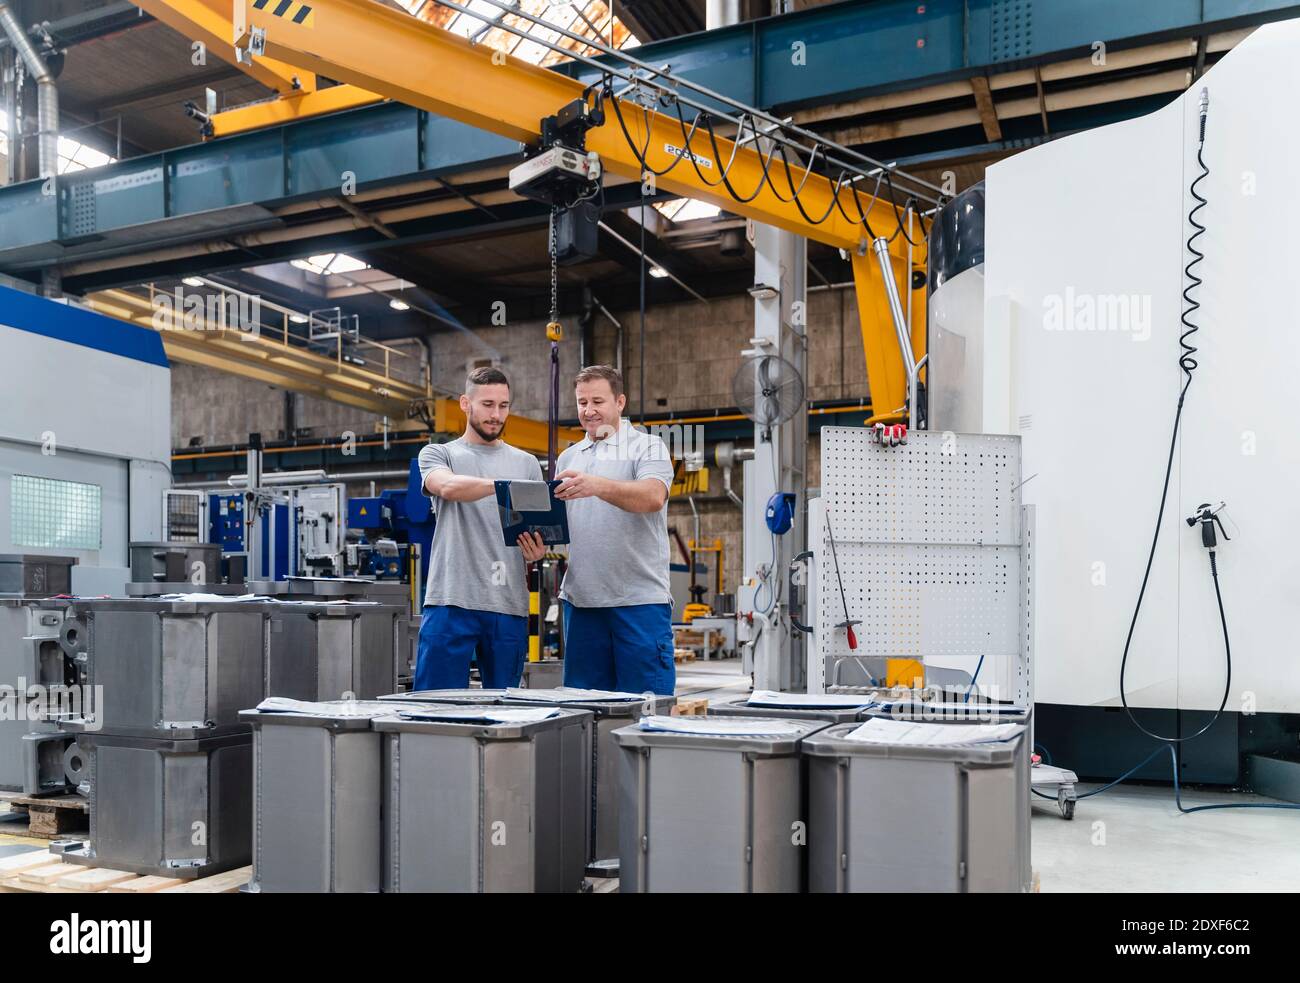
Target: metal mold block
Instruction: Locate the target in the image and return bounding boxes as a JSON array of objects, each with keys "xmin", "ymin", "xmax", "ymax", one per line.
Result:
[
  {"xmin": 504, "ymin": 690, "xmax": 675, "ymax": 868},
  {"xmin": 375, "ymin": 707, "xmax": 592, "ymax": 893},
  {"xmin": 63, "ymin": 730, "xmax": 253, "ymax": 880},
  {"xmin": 520, "ymin": 660, "xmax": 564, "ymax": 689},
  {"xmin": 0, "ymin": 554, "xmax": 76, "ymax": 596},
  {"xmin": 0, "ymin": 598, "xmax": 69, "ymax": 687},
  {"xmin": 612, "ymin": 718, "xmax": 829, "ymax": 893},
  {"xmin": 803, "ymin": 712, "xmax": 1031, "ymax": 893},
  {"xmin": 378, "ymin": 688, "xmax": 508, "ymax": 705},
  {"xmin": 0, "ymin": 697, "xmax": 58, "ymax": 790},
  {"xmin": 241, "ymin": 701, "xmax": 442, "ymax": 893},
  {"xmin": 60, "ymin": 598, "xmax": 270, "ymax": 739},
  {"xmin": 265, "ymin": 603, "xmax": 403, "ymax": 702},
  {"xmin": 708, "ymin": 696, "xmax": 881, "ymax": 724}
]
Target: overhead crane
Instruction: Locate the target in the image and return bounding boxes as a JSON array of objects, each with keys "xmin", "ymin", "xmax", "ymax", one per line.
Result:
[{"xmin": 136, "ymin": 0, "xmax": 940, "ymax": 427}]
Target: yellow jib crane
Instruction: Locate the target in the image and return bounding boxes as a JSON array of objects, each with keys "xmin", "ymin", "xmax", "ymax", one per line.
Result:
[{"xmin": 137, "ymin": 0, "xmax": 938, "ymax": 425}]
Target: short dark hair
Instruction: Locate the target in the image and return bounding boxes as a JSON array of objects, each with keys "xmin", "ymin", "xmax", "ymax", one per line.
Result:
[
  {"xmin": 466, "ymin": 365, "xmax": 510, "ymax": 392},
  {"xmin": 574, "ymin": 364, "xmax": 623, "ymax": 398}
]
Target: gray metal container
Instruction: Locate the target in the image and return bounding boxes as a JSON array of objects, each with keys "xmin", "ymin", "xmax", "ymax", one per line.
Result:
[
  {"xmin": 521, "ymin": 659, "xmax": 564, "ymax": 689},
  {"xmin": 378, "ymin": 688, "xmax": 508, "ymax": 704},
  {"xmin": 265, "ymin": 603, "xmax": 403, "ymax": 702},
  {"xmin": 0, "ymin": 599, "xmax": 73, "ymax": 790},
  {"xmin": 803, "ymin": 712, "xmax": 1031, "ymax": 893},
  {"xmin": 63, "ymin": 730, "xmax": 253, "ymax": 879},
  {"xmin": 124, "ymin": 582, "xmax": 251, "ymax": 597},
  {"xmin": 59, "ymin": 598, "xmax": 270, "ymax": 738},
  {"xmin": 250, "ymin": 577, "xmax": 411, "ymax": 603},
  {"xmin": 708, "ymin": 695, "xmax": 881, "ymax": 724},
  {"xmin": 0, "ymin": 597, "xmax": 70, "ymax": 688},
  {"xmin": 22, "ymin": 731, "xmax": 79, "ymax": 794},
  {"xmin": 0, "ymin": 554, "xmax": 75, "ymax": 596},
  {"xmin": 0, "ymin": 697, "xmax": 58, "ymax": 790},
  {"xmin": 504, "ymin": 690, "xmax": 675, "ymax": 868},
  {"xmin": 374, "ymin": 706, "xmax": 592, "ymax": 892},
  {"xmin": 129, "ymin": 542, "xmax": 222, "ymax": 585},
  {"xmin": 612, "ymin": 717, "xmax": 829, "ymax": 893},
  {"xmin": 240, "ymin": 701, "xmax": 439, "ymax": 893}
]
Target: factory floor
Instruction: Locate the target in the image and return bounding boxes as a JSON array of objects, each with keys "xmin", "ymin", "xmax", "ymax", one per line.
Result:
[{"xmin": 678, "ymin": 658, "xmax": 1300, "ymax": 893}]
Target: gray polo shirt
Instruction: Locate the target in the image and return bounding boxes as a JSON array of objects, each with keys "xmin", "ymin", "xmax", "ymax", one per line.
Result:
[
  {"xmin": 556, "ymin": 419, "xmax": 674, "ymax": 609},
  {"xmin": 419, "ymin": 438, "xmax": 543, "ymax": 617}
]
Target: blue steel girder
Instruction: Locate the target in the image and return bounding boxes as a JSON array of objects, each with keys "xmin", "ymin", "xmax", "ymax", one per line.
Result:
[{"xmin": 0, "ymin": 0, "xmax": 1296, "ymax": 273}]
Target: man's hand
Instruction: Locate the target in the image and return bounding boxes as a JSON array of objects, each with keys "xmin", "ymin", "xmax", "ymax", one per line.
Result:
[
  {"xmin": 517, "ymin": 530, "xmax": 546, "ymax": 563},
  {"xmin": 554, "ymin": 469, "xmax": 606, "ymax": 501}
]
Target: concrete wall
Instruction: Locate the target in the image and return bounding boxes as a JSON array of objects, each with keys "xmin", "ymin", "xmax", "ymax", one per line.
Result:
[{"xmin": 170, "ymin": 285, "xmax": 871, "ymax": 593}]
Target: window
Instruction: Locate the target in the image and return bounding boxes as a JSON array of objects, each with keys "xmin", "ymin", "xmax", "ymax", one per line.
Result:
[{"xmin": 11, "ymin": 475, "xmax": 102, "ymax": 550}]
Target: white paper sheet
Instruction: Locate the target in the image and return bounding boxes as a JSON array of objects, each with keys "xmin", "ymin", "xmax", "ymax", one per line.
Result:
[
  {"xmin": 842, "ymin": 717, "xmax": 1024, "ymax": 746},
  {"xmin": 505, "ymin": 687, "xmax": 649, "ymax": 703},
  {"xmin": 397, "ymin": 706, "xmax": 560, "ymax": 725},
  {"xmin": 744, "ymin": 689, "xmax": 876, "ymax": 709},
  {"xmin": 156, "ymin": 593, "xmax": 260, "ymax": 602},
  {"xmin": 637, "ymin": 714, "xmax": 808, "ymax": 737},
  {"xmin": 253, "ymin": 697, "xmax": 423, "ymax": 718}
]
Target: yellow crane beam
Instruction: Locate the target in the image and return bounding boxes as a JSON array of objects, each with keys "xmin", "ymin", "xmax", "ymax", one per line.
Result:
[
  {"xmin": 231, "ymin": 0, "xmax": 911, "ymax": 254},
  {"xmin": 142, "ymin": 0, "xmax": 929, "ymax": 422},
  {"xmin": 136, "ymin": 0, "xmax": 318, "ymax": 95}
]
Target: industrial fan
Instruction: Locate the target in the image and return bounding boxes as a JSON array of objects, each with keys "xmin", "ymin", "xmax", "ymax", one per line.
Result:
[{"xmin": 732, "ymin": 353, "xmax": 806, "ymax": 432}]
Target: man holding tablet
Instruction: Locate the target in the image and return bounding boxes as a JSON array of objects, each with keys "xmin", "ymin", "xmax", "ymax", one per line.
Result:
[
  {"xmin": 554, "ymin": 364, "xmax": 676, "ymax": 695},
  {"xmin": 416, "ymin": 366, "xmax": 547, "ymax": 689}
]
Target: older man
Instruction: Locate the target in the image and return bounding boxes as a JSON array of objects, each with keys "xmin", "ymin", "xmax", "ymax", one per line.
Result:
[
  {"xmin": 553, "ymin": 365, "xmax": 675, "ymax": 695},
  {"xmin": 416, "ymin": 366, "xmax": 545, "ymax": 689}
]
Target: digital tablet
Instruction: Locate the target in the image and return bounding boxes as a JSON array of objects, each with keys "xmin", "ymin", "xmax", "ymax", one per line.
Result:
[{"xmin": 495, "ymin": 479, "xmax": 570, "ymax": 546}]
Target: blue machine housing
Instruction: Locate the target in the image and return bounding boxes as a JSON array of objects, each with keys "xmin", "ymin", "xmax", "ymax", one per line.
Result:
[
  {"xmin": 209, "ymin": 492, "xmax": 292, "ymax": 580},
  {"xmin": 346, "ymin": 459, "xmax": 436, "ymax": 587}
]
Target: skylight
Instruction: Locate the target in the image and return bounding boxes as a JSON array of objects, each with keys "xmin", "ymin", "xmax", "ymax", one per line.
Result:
[
  {"xmin": 655, "ymin": 198, "xmax": 723, "ymax": 222},
  {"xmin": 0, "ymin": 110, "xmax": 117, "ymax": 175},
  {"xmin": 290, "ymin": 253, "xmax": 371, "ymax": 276},
  {"xmin": 395, "ymin": 0, "xmax": 639, "ymax": 67}
]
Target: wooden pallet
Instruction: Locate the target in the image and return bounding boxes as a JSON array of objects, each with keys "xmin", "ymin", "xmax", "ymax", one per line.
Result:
[
  {"xmin": 0, "ymin": 848, "xmax": 250, "ymax": 894},
  {"xmin": 8, "ymin": 792, "xmax": 89, "ymax": 839},
  {"xmin": 672, "ymin": 648, "xmax": 697, "ymax": 664},
  {"xmin": 670, "ymin": 697, "xmax": 708, "ymax": 716}
]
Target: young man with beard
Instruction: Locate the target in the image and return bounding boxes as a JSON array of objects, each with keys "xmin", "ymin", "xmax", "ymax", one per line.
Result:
[
  {"xmin": 415, "ymin": 366, "xmax": 547, "ymax": 689},
  {"xmin": 553, "ymin": 365, "xmax": 676, "ymax": 695}
]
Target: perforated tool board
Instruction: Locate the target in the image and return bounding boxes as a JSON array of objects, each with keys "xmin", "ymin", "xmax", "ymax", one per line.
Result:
[{"xmin": 809, "ymin": 427, "xmax": 1033, "ymax": 705}]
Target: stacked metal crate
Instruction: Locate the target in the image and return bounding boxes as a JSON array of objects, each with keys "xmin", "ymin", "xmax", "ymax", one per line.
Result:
[
  {"xmin": 55, "ymin": 597, "xmax": 272, "ymax": 879},
  {"xmin": 250, "ymin": 578, "xmax": 413, "ymax": 693},
  {"xmin": 0, "ymin": 554, "xmax": 77, "ymax": 793},
  {"xmin": 241, "ymin": 699, "xmax": 432, "ymax": 893}
]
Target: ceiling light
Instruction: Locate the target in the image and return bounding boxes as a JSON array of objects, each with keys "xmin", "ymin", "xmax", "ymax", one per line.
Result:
[
  {"xmin": 181, "ymin": 276, "xmax": 203, "ymax": 287},
  {"xmin": 649, "ymin": 267, "xmax": 669, "ymax": 279},
  {"xmin": 389, "ymin": 299, "xmax": 411, "ymax": 311},
  {"xmin": 290, "ymin": 314, "xmax": 309, "ymax": 324}
]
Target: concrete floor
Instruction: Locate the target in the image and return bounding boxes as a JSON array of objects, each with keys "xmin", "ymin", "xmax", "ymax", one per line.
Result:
[{"xmin": 677, "ymin": 658, "xmax": 1300, "ymax": 893}]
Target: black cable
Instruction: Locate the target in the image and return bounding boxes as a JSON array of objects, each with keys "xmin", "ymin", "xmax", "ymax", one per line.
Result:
[
  {"xmin": 602, "ymin": 76, "xmax": 923, "ymax": 245},
  {"xmin": 1118, "ymin": 91, "xmax": 1225, "ymax": 745}
]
